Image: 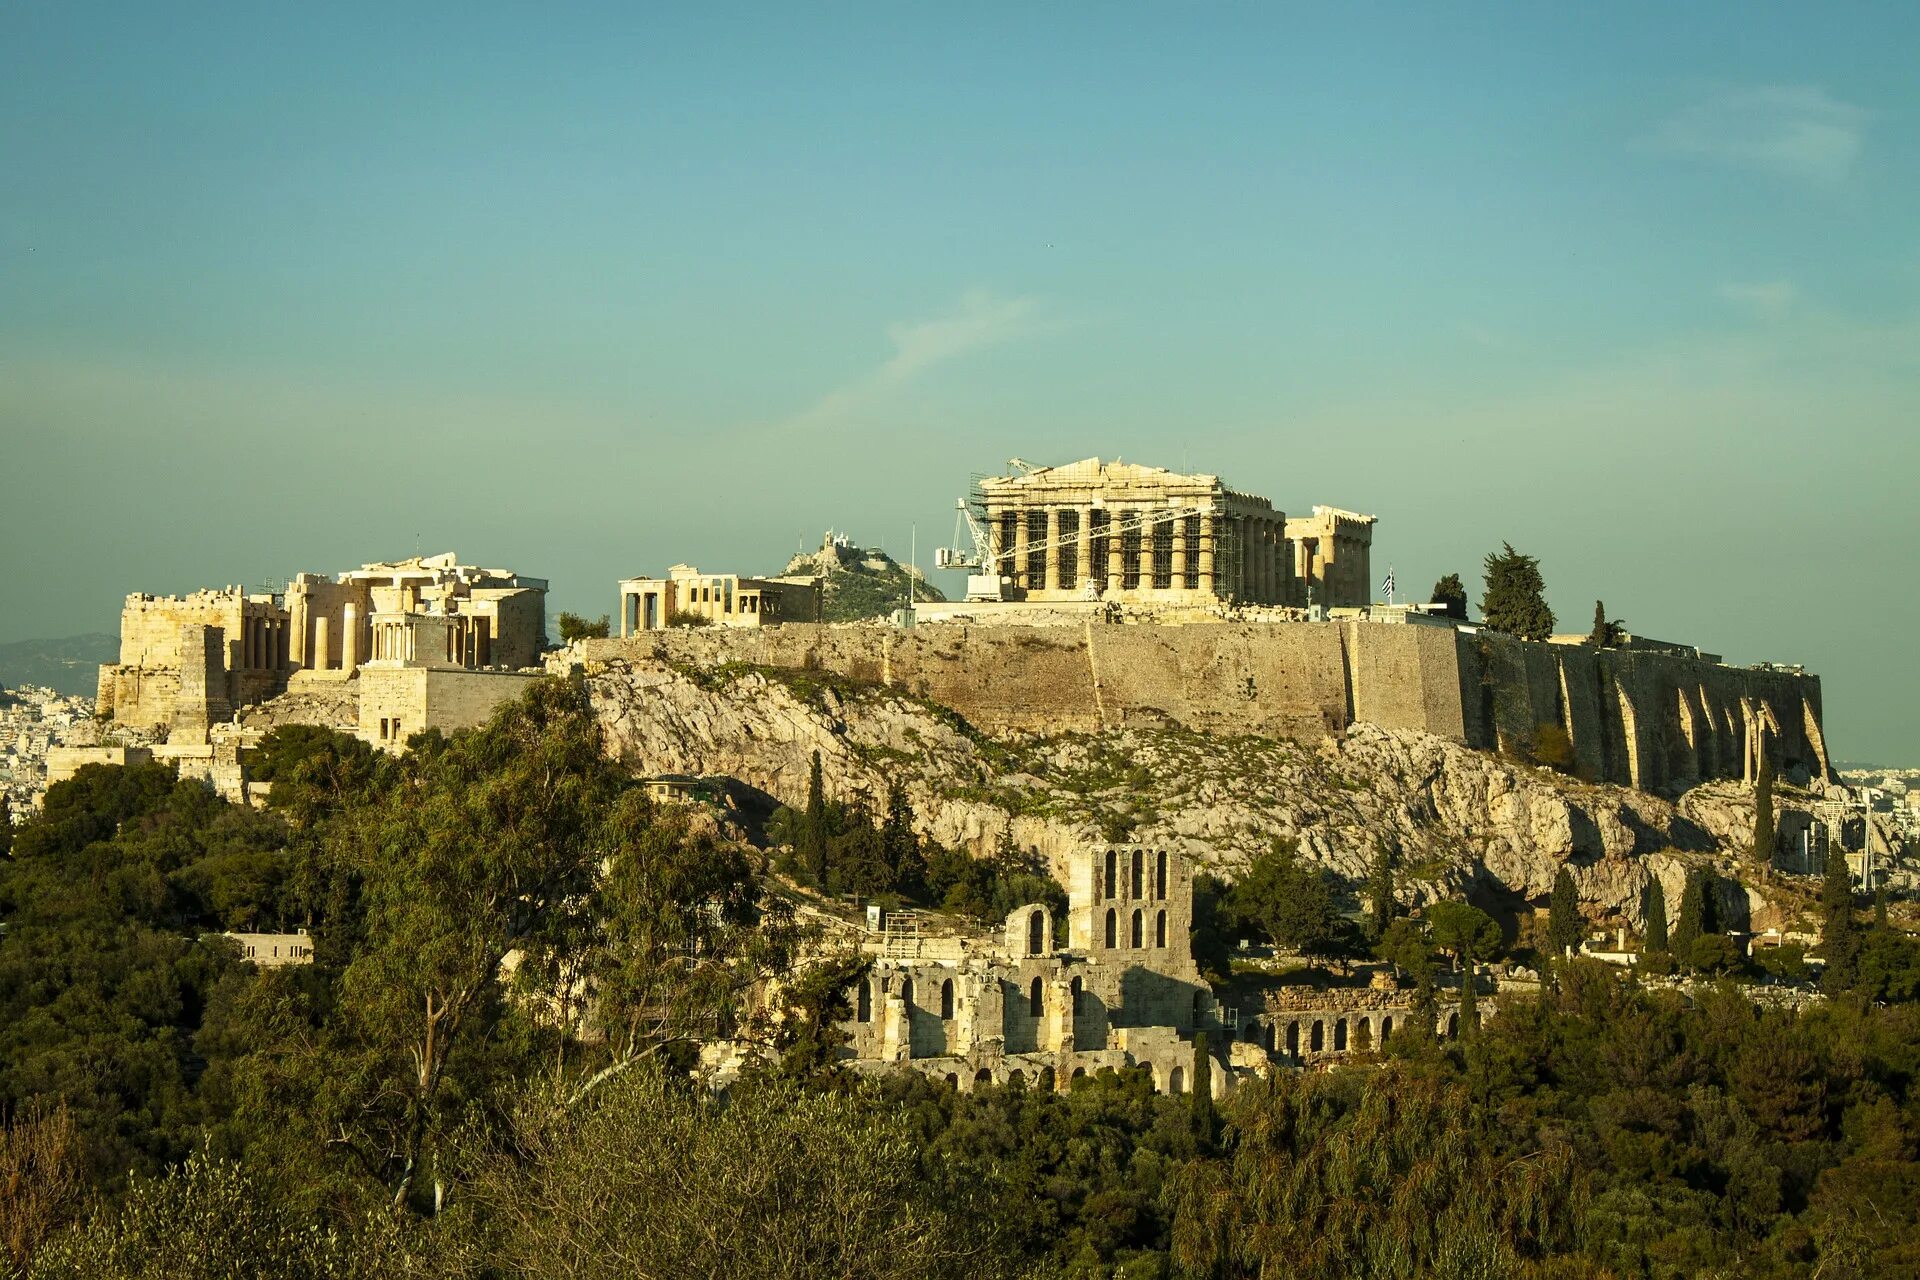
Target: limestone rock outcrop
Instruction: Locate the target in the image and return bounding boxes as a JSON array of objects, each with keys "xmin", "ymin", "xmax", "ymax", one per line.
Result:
[{"xmin": 581, "ymin": 657, "xmax": 1809, "ymax": 927}]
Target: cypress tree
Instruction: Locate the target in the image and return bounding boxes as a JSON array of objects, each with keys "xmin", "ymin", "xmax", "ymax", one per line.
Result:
[
  {"xmin": 1643, "ymin": 877, "xmax": 1669, "ymax": 958},
  {"xmin": 1191, "ymin": 1031, "xmax": 1217, "ymax": 1144},
  {"xmin": 883, "ymin": 781, "xmax": 925, "ymax": 896},
  {"xmin": 1366, "ymin": 845, "xmax": 1396, "ymax": 942},
  {"xmin": 1547, "ymin": 867, "xmax": 1580, "ymax": 958},
  {"xmin": 803, "ymin": 750, "xmax": 828, "ymax": 885},
  {"xmin": 1671, "ymin": 869, "xmax": 1706, "ymax": 962},
  {"xmin": 1876, "ymin": 885, "xmax": 1890, "ymax": 930},
  {"xmin": 1480, "ymin": 543, "xmax": 1556, "ymax": 641},
  {"xmin": 0, "ymin": 796, "xmax": 11, "ymax": 858},
  {"xmin": 1590, "ymin": 600, "xmax": 1610, "ymax": 648},
  {"xmin": 1751, "ymin": 752, "xmax": 1776, "ymax": 865},
  {"xmin": 1459, "ymin": 967, "xmax": 1479, "ymax": 1040},
  {"xmin": 1821, "ymin": 852, "xmax": 1859, "ymax": 994}
]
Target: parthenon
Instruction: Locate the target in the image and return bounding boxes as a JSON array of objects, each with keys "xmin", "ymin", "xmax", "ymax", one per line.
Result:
[{"xmin": 975, "ymin": 458, "xmax": 1374, "ymax": 608}]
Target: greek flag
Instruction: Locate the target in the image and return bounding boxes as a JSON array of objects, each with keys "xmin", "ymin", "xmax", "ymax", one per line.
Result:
[{"xmin": 1381, "ymin": 568, "xmax": 1394, "ymax": 598}]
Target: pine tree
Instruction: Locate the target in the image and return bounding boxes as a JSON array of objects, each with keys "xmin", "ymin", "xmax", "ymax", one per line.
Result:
[
  {"xmin": 1820, "ymin": 851, "xmax": 1859, "ymax": 994},
  {"xmin": 1365, "ymin": 845, "xmax": 1396, "ymax": 942},
  {"xmin": 1480, "ymin": 543, "xmax": 1556, "ymax": 640},
  {"xmin": 1751, "ymin": 751, "xmax": 1776, "ymax": 865},
  {"xmin": 1671, "ymin": 869, "xmax": 1706, "ymax": 962},
  {"xmin": 1643, "ymin": 877, "xmax": 1670, "ymax": 958},
  {"xmin": 883, "ymin": 781, "xmax": 926, "ymax": 897},
  {"xmin": 803, "ymin": 750, "xmax": 828, "ymax": 886},
  {"xmin": 1547, "ymin": 867, "xmax": 1580, "ymax": 958}
]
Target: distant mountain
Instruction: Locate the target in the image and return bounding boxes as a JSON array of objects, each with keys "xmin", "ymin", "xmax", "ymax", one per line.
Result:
[
  {"xmin": 0, "ymin": 633, "xmax": 116, "ymax": 697},
  {"xmin": 782, "ymin": 539, "xmax": 947, "ymax": 623}
]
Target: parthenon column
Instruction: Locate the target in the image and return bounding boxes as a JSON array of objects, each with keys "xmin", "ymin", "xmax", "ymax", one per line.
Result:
[
  {"xmin": 1259, "ymin": 521, "xmax": 1275, "ymax": 603},
  {"xmin": 1044, "ymin": 506, "xmax": 1062, "ymax": 592},
  {"xmin": 341, "ymin": 604, "xmax": 361, "ymax": 670},
  {"xmin": 313, "ymin": 616, "xmax": 331, "ymax": 672},
  {"xmin": 1171, "ymin": 516, "xmax": 1188, "ymax": 591},
  {"xmin": 1106, "ymin": 508, "xmax": 1126, "ymax": 592},
  {"xmin": 1197, "ymin": 513, "xmax": 1216, "ymax": 597},
  {"xmin": 1013, "ymin": 511, "xmax": 1032, "ymax": 591},
  {"xmin": 290, "ymin": 599, "xmax": 308, "ymax": 667},
  {"xmin": 1074, "ymin": 505, "xmax": 1093, "ymax": 590},
  {"xmin": 1136, "ymin": 515, "xmax": 1155, "ymax": 590}
]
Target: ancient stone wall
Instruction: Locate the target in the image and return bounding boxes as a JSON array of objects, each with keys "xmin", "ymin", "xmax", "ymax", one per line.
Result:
[
  {"xmin": 578, "ymin": 619, "xmax": 1830, "ymax": 792},
  {"xmin": 356, "ymin": 667, "xmax": 542, "ymax": 750}
]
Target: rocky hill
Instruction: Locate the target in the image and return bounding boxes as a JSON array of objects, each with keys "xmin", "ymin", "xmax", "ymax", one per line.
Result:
[
  {"xmin": 781, "ymin": 538, "xmax": 946, "ymax": 622},
  {"xmin": 579, "ymin": 654, "xmax": 1823, "ymax": 934}
]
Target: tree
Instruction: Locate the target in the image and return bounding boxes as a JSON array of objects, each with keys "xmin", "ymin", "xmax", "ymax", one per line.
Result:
[
  {"xmin": 1671, "ymin": 869, "xmax": 1708, "ymax": 962},
  {"xmin": 0, "ymin": 796, "xmax": 12, "ymax": 857},
  {"xmin": 801, "ymin": 751, "xmax": 828, "ymax": 886},
  {"xmin": 1428, "ymin": 901, "xmax": 1502, "ymax": 972},
  {"xmin": 1752, "ymin": 751, "xmax": 1776, "ymax": 864},
  {"xmin": 1547, "ymin": 867, "xmax": 1581, "ymax": 958},
  {"xmin": 1459, "ymin": 964, "xmax": 1480, "ymax": 1038},
  {"xmin": 1480, "ymin": 543, "xmax": 1555, "ymax": 640},
  {"xmin": 1588, "ymin": 600, "xmax": 1624, "ymax": 648},
  {"xmin": 1364, "ymin": 845, "xmax": 1396, "ymax": 942},
  {"xmin": 1375, "ymin": 916, "xmax": 1437, "ymax": 985},
  {"xmin": 555, "ymin": 612, "xmax": 610, "ymax": 643},
  {"xmin": 1232, "ymin": 841, "xmax": 1350, "ymax": 971},
  {"xmin": 1820, "ymin": 851, "xmax": 1860, "ymax": 995},
  {"xmin": 1643, "ymin": 877, "xmax": 1670, "ymax": 960},
  {"xmin": 882, "ymin": 782, "xmax": 925, "ymax": 898},
  {"xmin": 1, "ymin": 1101, "xmax": 81, "ymax": 1276},
  {"xmin": 1429, "ymin": 573, "xmax": 1468, "ymax": 620},
  {"xmin": 1190, "ymin": 1032, "xmax": 1217, "ymax": 1146}
]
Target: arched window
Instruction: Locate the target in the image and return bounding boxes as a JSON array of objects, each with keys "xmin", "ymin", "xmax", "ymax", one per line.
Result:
[
  {"xmin": 1038, "ymin": 1066, "xmax": 1056, "ymax": 1093},
  {"xmin": 1104, "ymin": 849, "xmax": 1118, "ymax": 898},
  {"xmin": 1447, "ymin": 1013, "xmax": 1459, "ymax": 1039},
  {"xmin": 1008, "ymin": 1069, "xmax": 1027, "ymax": 1090},
  {"xmin": 1131, "ymin": 849, "xmax": 1144, "ymax": 899},
  {"xmin": 1155, "ymin": 910, "xmax": 1167, "ymax": 948},
  {"xmin": 944, "ymin": 1073, "xmax": 959, "ymax": 1088},
  {"xmin": 940, "ymin": 979, "xmax": 954, "ymax": 1020},
  {"xmin": 1071, "ymin": 1067, "xmax": 1086, "ymax": 1081},
  {"xmin": 1169, "ymin": 1066, "xmax": 1185, "ymax": 1095},
  {"xmin": 1156, "ymin": 850, "xmax": 1168, "ymax": 899},
  {"xmin": 1029, "ymin": 976, "xmax": 1044, "ymax": 1017},
  {"xmin": 1310, "ymin": 1020, "xmax": 1325, "ymax": 1052},
  {"xmin": 1381, "ymin": 1015, "xmax": 1393, "ymax": 1044},
  {"xmin": 1355, "ymin": 1019, "xmax": 1371, "ymax": 1051},
  {"xmin": 900, "ymin": 979, "xmax": 913, "ymax": 1011},
  {"xmin": 1130, "ymin": 910, "xmax": 1143, "ymax": 948},
  {"xmin": 1286, "ymin": 1022, "xmax": 1299, "ymax": 1055},
  {"xmin": 1070, "ymin": 976, "xmax": 1084, "ymax": 1017},
  {"xmin": 1264, "ymin": 1022, "xmax": 1277, "ymax": 1052},
  {"xmin": 1334, "ymin": 1019, "xmax": 1348, "ymax": 1051},
  {"xmin": 974, "ymin": 1068, "xmax": 993, "ymax": 1086},
  {"xmin": 1104, "ymin": 908, "xmax": 1117, "ymax": 948},
  {"xmin": 1028, "ymin": 909, "xmax": 1045, "ymax": 956},
  {"xmin": 856, "ymin": 980, "xmax": 871, "ymax": 1023}
]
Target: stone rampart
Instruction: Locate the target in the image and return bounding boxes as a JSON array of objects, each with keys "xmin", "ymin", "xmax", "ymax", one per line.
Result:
[{"xmin": 576, "ymin": 619, "xmax": 1830, "ymax": 792}]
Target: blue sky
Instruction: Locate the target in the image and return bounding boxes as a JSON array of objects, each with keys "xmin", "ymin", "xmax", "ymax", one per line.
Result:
[{"xmin": 3, "ymin": 3, "xmax": 1916, "ymax": 760}]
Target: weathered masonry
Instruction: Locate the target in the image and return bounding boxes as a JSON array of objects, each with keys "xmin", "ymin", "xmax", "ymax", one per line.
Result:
[
  {"xmin": 841, "ymin": 844, "xmax": 1234, "ymax": 1094},
  {"xmin": 582, "ymin": 619, "xmax": 1832, "ymax": 792},
  {"xmin": 616, "ymin": 564, "xmax": 823, "ymax": 634},
  {"xmin": 98, "ymin": 553, "xmax": 547, "ymax": 748}
]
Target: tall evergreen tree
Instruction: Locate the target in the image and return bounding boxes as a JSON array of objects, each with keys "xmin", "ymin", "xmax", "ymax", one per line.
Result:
[
  {"xmin": 1643, "ymin": 877, "xmax": 1669, "ymax": 957},
  {"xmin": 0, "ymin": 796, "xmax": 11, "ymax": 858},
  {"xmin": 1751, "ymin": 751, "xmax": 1777, "ymax": 865},
  {"xmin": 1459, "ymin": 966, "xmax": 1479, "ymax": 1039},
  {"xmin": 1429, "ymin": 573, "xmax": 1468, "ymax": 619},
  {"xmin": 1590, "ymin": 600, "xmax": 1610, "ymax": 648},
  {"xmin": 1480, "ymin": 543, "xmax": 1556, "ymax": 640},
  {"xmin": 1671, "ymin": 869, "xmax": 1706, "ymax": 961},
  {"xmin": 1365, "ymin": 845, "xmax": 1396, "ymax": 942},
  {"xmin": 882, "ymin": 781, "xmax": 925, "ymax": 897},
  {"xmin": 1190, "ymin": 1032, "xmax": 1217, "ymax": 1145},
  {"xmin": 802, "ymin": 750, "xmax": 828, "ymax": 886},
  {"xmin": 1547, "ymin": 867, "xmax": 1580, "ymax": 958},
  {"xmin": 1820, "ymin": 850, "xmax": 1860, "ymax": 994}
]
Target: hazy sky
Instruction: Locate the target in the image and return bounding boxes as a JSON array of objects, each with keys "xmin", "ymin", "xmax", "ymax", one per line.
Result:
[{"xmin": 3, "ymin": 4, "xmax": 1916, "ymax": 760}]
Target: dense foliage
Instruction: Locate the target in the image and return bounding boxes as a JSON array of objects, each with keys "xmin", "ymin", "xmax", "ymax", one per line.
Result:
[
  {"xmin": 5, "ymin": 680, "xmax": 1920, "ymax": 1278},
  {"xmin": 1481, "ymin": 543, "xmax": 1556, "ymax": 640}
]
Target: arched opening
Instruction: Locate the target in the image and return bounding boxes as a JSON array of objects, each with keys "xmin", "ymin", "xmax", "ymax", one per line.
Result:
[
  {"xmin": 940, "ymin": 979, "xmax": 954, "ymax": 1020},
  {"xmin": 1264, "ymin": 1022, "xmax": 1277, "ymax": 1052},
  {"xmin": 1156, "ymin": 850, "xmax": 1168, "ymax": 899},
  {"xmin": 1192, "ymin": 990, "xmax": 1206, "ymax": 1023},
  {"xmin": 1038, "ymin": 1066, "xmax": 1056, "ymax": 1093},
  {"xmin": 974, "ymin": 1068, "xmax": 993, "ymax": 1087},
  {"xmin": 1104, "ymin": 909, "xmax": 1117, "ymax": 948},
  {"xmin": 944, "ymin": 1073, "xmax": 959, "ymax": 1088},
  {"xmin": 1446, "ymin": 1013, "xmax": 1459, "ymax": 1039},
  {"xmin": 1071, "ymin": 1067, "xmax": 1086, "ymax": 1081},
  {"xmin": 856, "ymin": 980, "xmax": 871, "ymax": 1023},
  {"xmin": 1380, "ymin": 1015, "xmax": 1393, "ymax": 1044},
  {"xmin": 1008, "ymin": 1069, "xmax": 1027, "ymax": 1090},
  {"xmin": 1029, "ymin": 976, "xmax": 1044, "ymax": 1017},
  {"xmin": 1334, "ymin": 1019, "xmax": 1348, "ymax": 1051},
  {"xmin": 1169, "ymin": 1065, "xmax": 1186, "ymax": 1094},
  {"xmin": 1310, "ymin": 1020, "xmax": 1325, "ymax": 1052},
  {"xmin": 900, "ymin": 979, "xmax": 913, "ymax": 1011},
  {"xmin": 1027, "ymin": 910, "xmax": 1045, "ymax": 956},
  {"xmin": 1155, "ymin": 910, "xmax": 1167, "ymax": 948},
  {"xmin": 1070, "ymin": 976, "xmax": 1084, "ymax": 1017},
  {"xmin": 1244, "ymin": 1020, "xmax": 1261, "ymax": 1042},
  {"xmin": 1286, "ymin": 1022, "xmax": 1300, "ymax": 1056},
  {"xmin": 1130, "ymin": 910, "xmax": 1143, "ymax": 948},
  {"xmin": 1105, "ymin": 849, "xmax": 1118, "ymax": 898},
  {"xmin": 1355, "ymin": 1019, "xmax": 1372, "ymax": 1051},
  {"xmin": 1131, "ymin": 849, "xmax": 1144, "ymax": 899}
]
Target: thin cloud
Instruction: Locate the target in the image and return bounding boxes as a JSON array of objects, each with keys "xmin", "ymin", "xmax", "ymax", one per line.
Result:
[
  {"xmin": 783, "ymin": 289, "xmax": 1045, "ymax": 430},
  {"xmin": 1719, "ymin": 280, "xmax": 1797, "ymax": 321},
  {"xmin": 1648, "ymin": 85, "xmax": 1869, "ymax": 186}
]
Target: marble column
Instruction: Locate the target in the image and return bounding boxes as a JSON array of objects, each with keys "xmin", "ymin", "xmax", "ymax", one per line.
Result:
[
  {"xmin": 1044, "ymin": 506, "xmax": 1062, "ymax": 592},
  {"xmin": 1106, "ymin": 509, "xmax": 1126, "ymax": 591},
  {"xmin": 314, "ymin": 616, "xmax": 331, "ymax": 671},
  {"xmin": 1197, "ymin": 513, "xmax": 1216, "ymax": 597},
  {"xmin": 1013, "ymin": 510, "xmax": 1032, "ymax": 590},
  {"xmin": 1074, "ymin": 505, "xmax": 1093, "ymax": 590},
  {"xmin": 341, "ymin": 604, "xmax": 360, "ymax": 670},
  {"xmin": 1136, "ymin": 515, "xmax": 1155, "ymax": 591},
  {"xmin": 1171, "ymin": 516, "xmax": 1188, "ymax": 592}
]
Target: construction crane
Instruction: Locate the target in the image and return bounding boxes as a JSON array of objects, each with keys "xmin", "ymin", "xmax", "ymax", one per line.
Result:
[{"xmin": 937, "ymin": 485, "xmax": 1218, "ymax": 603}]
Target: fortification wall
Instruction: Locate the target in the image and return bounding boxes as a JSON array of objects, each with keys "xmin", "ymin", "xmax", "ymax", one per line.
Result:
[{"xmin": 576, "ymin": 621, "xmax": 1830, "ymax": 792}]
